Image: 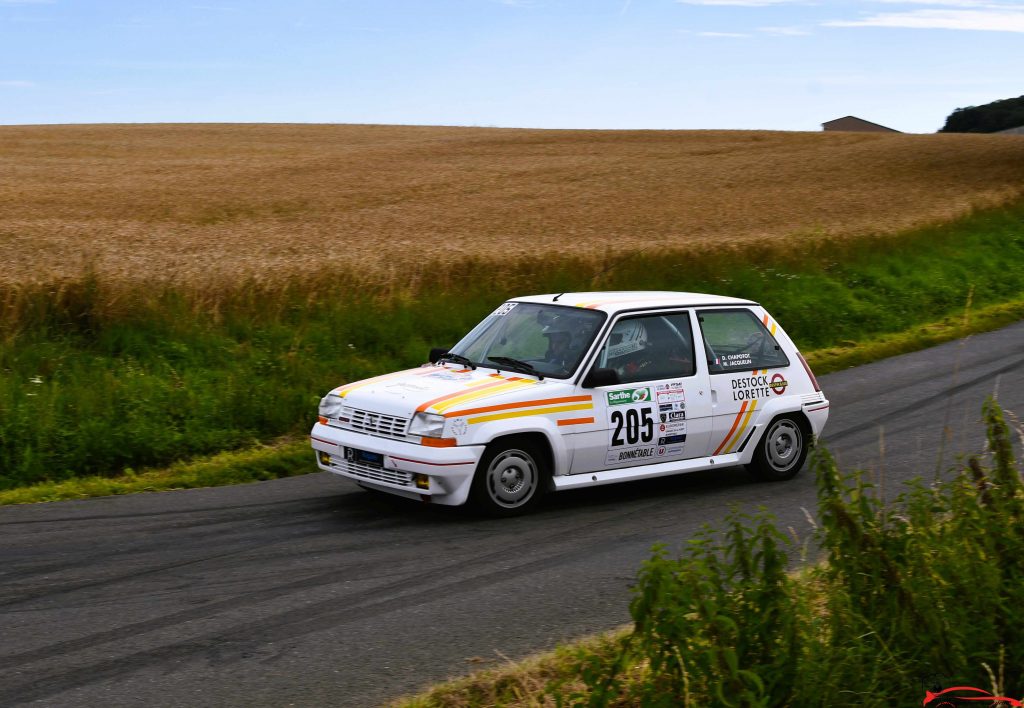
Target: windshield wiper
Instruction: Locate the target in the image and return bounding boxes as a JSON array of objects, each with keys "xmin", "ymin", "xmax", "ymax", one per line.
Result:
[
  {"xmin": 486, "ymin": 356, "xmax": 544, "ymax": 380},
  {"xmin": 438, "ymin": 352, "xmax": 477, "ymax": 370}
]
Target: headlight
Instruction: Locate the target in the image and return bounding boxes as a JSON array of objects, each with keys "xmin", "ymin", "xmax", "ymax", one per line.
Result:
[
  {"xmin": 318, "ymin": 393, "xmax": 345, "ymax": 420},
  {"xmin": 409, "ymin": 412, "xmax": 445, "ymax": 438}
]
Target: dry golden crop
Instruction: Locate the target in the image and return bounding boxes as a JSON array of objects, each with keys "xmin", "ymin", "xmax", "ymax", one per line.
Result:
[{"xmin": 2, "ymin": 124, "xmax": 1023, "ymax": 290}]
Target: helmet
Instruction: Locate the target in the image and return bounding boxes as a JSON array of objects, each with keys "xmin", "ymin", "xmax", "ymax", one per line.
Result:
[
  {"xmin": 606, "ymin": 320, "xmax": 647, "ymax": 359},
  {"xmin": 542, "ymin": 326, "xmax": 573, "ymax": 358}
]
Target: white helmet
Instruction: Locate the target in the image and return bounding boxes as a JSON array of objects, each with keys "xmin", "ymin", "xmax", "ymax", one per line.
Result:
[{"xmin": 606, "ymin": 320, "xmax": 647, "ymax": 359}]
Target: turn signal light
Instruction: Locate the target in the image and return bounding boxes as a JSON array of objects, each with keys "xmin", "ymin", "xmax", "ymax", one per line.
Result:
[
  {"xmin": 414, "ymin": 474, "xmax": 430, "ymax": 490},
  {"xmin": 420, "ymin": 437, "xmax": 457, "ymax": 448},
  {"xmin": 318, "ymin": 451, "xmax": 331, "ymax": 465}
]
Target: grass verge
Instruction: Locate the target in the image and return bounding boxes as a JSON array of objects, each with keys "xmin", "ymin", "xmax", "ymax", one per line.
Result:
[
  {"xmin": 387, "ymin": 630, "xmax": 631, "ymax": 708},
  {"xmin": 3, "ymin": 293, "xmax": 1021, "ymax": 506},
  {"xmin": 0, "ymin": 438, "xmax": 309, "ymax": 505}
]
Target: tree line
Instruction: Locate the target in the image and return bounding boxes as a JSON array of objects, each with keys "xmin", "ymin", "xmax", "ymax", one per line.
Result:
[{"xmin": 940, "ymin": 95, "xmax": 1024, "ymax": 133}]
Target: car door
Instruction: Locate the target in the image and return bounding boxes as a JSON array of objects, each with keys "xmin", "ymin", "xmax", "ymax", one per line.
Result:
[
  {"xmin": 697, "ymin": 307, "xmax": 792, "ymax": 457},
  {"xmin": 569, "ymin": 310, "xmax": 714, "ymax": 474}
]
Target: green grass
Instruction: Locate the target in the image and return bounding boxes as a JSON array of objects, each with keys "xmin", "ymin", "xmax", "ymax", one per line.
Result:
[
  {"xmin": 0, "ymin": 438, "xmax": 309, "ymax": 505},
  {"xmin": 1, "ymin": 200, "xmax": 1023, "ymax": 492},
  {"xmin": 4, "ymin": 293, "xmax": 1022, "ymax": 506}
]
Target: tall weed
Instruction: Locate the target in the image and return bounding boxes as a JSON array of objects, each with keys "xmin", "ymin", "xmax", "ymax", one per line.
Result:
[{"xmin": 571, "ymin": 401, "xmax": 1024, "ymax": 706}]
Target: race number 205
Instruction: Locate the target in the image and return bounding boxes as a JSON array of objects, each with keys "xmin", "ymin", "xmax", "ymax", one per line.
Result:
[{"xmin": 609, "ymin": 406, "xmax": 654, "ymax": 446}]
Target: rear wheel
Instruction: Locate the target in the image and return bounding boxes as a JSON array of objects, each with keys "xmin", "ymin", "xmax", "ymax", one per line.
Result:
[
  {"xmin": 470, "ymin": 438, "xmax": 548, "ymax": 516},
  {"xmin": 748, "ymin": 415, "xmax": 808, "ymax": 481}
]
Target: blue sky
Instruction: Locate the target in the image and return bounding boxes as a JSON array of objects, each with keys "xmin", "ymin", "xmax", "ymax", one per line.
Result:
[{"xmin": 0, "ymin": 0, "xmax": 1020, "ymax": 132}]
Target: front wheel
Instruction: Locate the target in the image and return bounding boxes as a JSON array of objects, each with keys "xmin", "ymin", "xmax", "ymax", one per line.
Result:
[
  {"xmin": 748, "ymin": 415, "xmax": 808, "ymax": 481},
  {"xmin": 469, "ymin": 439, "xmax": 548, "ymax": 516}
]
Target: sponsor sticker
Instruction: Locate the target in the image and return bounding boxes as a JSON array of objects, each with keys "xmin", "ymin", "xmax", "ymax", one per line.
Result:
[
  {"xmin": 658, "ymin": 434, "xmax": 687, "ymax": 445},
  {"xmin": 428, "ymin": 371, "xmax": 470, "ymax": 381},
  {"xmin": 770, "ymin": 373, "xmax": 788, "ymax": 395},
  {"xmin": 607, "ymin": 387, "xmax": 651, "ymax": 406},
  {"xmin": 732, "ymin": 374, "xmax": 790, "ymax": 401},
  {"xmin": 606, "ymin": 446, "xmax": 658, "ymax": 464},
  {"xmin": 491, "ymin": 302, "xmax": 519, "ymax": 317},
  {"xmin": 450, "ymin": 418, "xmax": 468, "ymax": 437},
  {"xmin": 657, "ymin": 391, "xmax": 684, "ymax": 403},
  {"xmin": 385, "ymin": 381, "xmax": 431, "ymax": 392}
]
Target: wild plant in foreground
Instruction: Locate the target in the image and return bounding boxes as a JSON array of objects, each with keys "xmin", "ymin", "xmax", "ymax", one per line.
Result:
[{"xmin": 569, "ymin": 401, "xmax": 1023, "ymax": 707}]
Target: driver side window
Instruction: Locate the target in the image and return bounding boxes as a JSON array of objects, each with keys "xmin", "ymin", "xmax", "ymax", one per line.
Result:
[{"xmin": 595, "ymin": 312, "xmax": 695, "ymax": 384}]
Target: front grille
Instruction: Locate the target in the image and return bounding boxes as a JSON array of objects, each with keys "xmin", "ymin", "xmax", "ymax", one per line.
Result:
[
  {"xmin": 336, "ymin": 407, "xmax": 410, "ymax": 440},
  {"xmin": 331, "ymin": 459, "xmax": 413, "ymax": 487}
]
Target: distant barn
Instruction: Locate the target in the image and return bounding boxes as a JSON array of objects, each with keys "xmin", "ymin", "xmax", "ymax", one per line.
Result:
[{"xmin": 822, "ymin": 116, "xmax": 901, "ymax": 133}]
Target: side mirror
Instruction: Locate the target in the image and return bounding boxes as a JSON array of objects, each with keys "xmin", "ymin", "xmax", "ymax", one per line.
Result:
[
  {"xmin": 583, "ymin": 367, "xmax": 620, "ymax": 388},
  {"xmin": 428, "ymin": 347, "xmax": 448, "ymax": 364}
]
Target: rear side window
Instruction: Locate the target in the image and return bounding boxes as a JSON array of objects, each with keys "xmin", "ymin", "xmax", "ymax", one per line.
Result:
[{"xmin": 699, "ymin": 309, "xmax": 790, "ymax": 373}]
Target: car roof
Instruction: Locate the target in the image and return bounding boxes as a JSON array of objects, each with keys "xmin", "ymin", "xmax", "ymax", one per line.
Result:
[{"xmin": 511, "ymin": 291, "xmax": 757, "ymax": 314}]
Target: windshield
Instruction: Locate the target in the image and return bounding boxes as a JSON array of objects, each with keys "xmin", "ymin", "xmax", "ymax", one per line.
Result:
[{"xmin": 450, "ymin": 302, "xmax": 606, "ymax": 379}]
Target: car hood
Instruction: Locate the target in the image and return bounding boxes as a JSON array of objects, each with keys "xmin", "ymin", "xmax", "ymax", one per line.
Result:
[{"xmin": 330, "ymin": 364, "xmax": 571, "ymax": 418}]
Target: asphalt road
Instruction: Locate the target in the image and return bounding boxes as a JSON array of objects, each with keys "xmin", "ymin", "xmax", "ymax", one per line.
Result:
[{"xmin": 2, "ymin": 321, "xmax": 1022, "ymax": 707}]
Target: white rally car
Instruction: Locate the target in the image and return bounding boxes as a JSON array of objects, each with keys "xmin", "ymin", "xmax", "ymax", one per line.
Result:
[{"xmin": 311, "ymin": 292, "xmax": 829, "ymax": 516}]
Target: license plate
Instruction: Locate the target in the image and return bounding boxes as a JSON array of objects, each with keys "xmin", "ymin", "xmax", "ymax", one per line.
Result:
[{"xmin": 345, "ymin": 446, "xmax": 384, "ymax": 467}]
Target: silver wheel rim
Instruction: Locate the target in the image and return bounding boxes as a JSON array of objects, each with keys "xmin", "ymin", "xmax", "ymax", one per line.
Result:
[
  {"xmin": 485, "ymin": 449, "xmax": 538, "ymax": 509},
  {"xmin": 765, "ymin": 420, "xmax": 801, "ymax": 472}
]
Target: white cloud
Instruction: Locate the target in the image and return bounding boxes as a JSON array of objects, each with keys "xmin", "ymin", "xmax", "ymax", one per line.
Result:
[
  {"xmin": 698, "ymin": 30, "xmax": 751, "ymax": 36},
  {"xmin": 870, "ymin": 0, "xmax": 1014, "ymax": 6},
  {"xmin": 759, "ymin": 25, "xmax": 811, "ymax": 34},
  {"xmin": 826, "ymin": 7, "xmax": 1024, "ymax": 31},
  {"xmin": 0, "ymin": 80, "xmax": 34, "ymax": 87},
  {"xmin": 678, "ymin": 0, "xmax": 804, "ymax": 6}
]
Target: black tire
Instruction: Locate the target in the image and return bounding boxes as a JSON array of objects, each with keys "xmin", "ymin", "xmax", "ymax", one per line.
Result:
[
  {"xmin": 748, "ymin": 415, "xmax": 809, "ymax": 481},
  {"xmin": 469, "ymin": 438, "xmax": 549, "ymax": 517}
]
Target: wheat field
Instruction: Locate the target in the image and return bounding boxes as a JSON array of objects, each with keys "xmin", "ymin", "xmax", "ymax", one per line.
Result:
[{"xmin": 2, "ymin": 123, "xmax": 1023, "ymax": 289}]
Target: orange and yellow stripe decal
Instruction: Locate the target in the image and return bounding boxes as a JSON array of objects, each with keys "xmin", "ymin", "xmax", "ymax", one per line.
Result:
[
  {"xmin": 467, "ymin": 402, "xmax": 594, "ymax": 425},
  {"xmin": 333, "ymin": 367, "xmax": 430, "ymax": 398},
  {"xmin": 417, "ymin": 377, "xmax": 538, "ymax": 414},
  {"xmin": 713, "ymin": 399, "xmax": 758, "ymax": 455},
  {"xmin": 751, "ymin": 314, "xmax": 780, "ymax": 376},
  {"xmin": 445, "ymin": 394, "xmax": 596, "ymax": 426},
  {"xmin": 333, "ymin": 365, "xmax": 473, "ymax": 398},
  {"xmin": 575, "ymin": 295, "xmax": 677, "ymax": 310},
  {"xmin": 445, "ymin": 394, "xmax": 592, "ymax": 418},
  {"xmin": 558, "ymin": 417, "xmax": 595, "ymax": 427}
]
